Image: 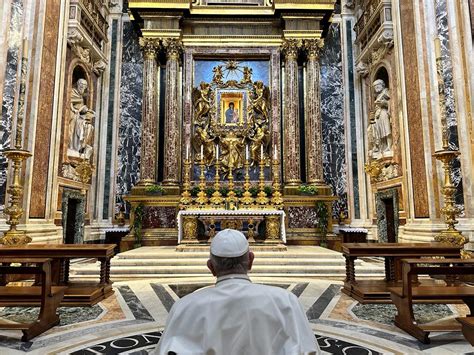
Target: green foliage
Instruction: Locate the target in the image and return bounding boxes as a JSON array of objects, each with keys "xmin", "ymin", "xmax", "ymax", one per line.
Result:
[
  {"xmin": 219, "ymin": 187, "xmax": 229, "ymax": 197},
  {"xmin": 190, "ymin": 186, "xmax": 200, "ymax": 197},
  {"xmin": 315, "ymin": 201, "xmax": 329, "ymax": 248},
  {"xmin": 298, "ymin": 185, "xmax": 318, "ymax": 195},
  {"xmin": 249, "ymin": 186, "xmax": 259, "ymax": 197},
  {"xmin": 205, "ymin": 187, "xmax": 215, "ymax": 197},
  {"xmin": 234, "ymin": 188, "xmax": 243, "ymax": 197},
  {"xmin": 264, "ymin": 186, "xmax": 273, "ymax": 195},
  {"xmin": 132, "ymin": 203, "xmax": 145, "ymax": 248},
  {"xmin": 144, "ymin": 184, "xmax": 164, "ymax": 194}
]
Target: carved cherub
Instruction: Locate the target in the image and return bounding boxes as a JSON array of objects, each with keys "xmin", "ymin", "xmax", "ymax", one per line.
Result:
[
  {"xmin": 212, "ymin": 65, "xmax": 224, "ymax": 85},
  {"xmin": 241, "ymin": 66, "xmax": 253, "ymax": 84}
]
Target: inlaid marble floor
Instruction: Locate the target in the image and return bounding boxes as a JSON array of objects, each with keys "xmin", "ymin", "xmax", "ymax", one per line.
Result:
[{"xmin": 0, "ymin": 279, "xmax": 472, "ymax": 354}]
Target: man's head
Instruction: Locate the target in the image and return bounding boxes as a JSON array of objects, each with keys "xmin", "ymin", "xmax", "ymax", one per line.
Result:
[
  {"xmin": 76, "ymin": 78, "xmax": 88, "ymax": 94},
  {"xmin": 372, "ymin": 79, "xmax": 385, "ymax": 94},
  {"xmin": 207, "ymin": 229, "xmax": 254, "ymax": 277},
  {"xmin": 228, "ymin": 102, "xmax": 234, "ymax": 110}
]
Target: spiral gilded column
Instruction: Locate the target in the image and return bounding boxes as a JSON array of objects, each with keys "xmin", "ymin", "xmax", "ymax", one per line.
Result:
[
  {"xmin": 162, "ymin": 38, "xmax": 183, "ymax": 189},
  {"xmin": 282, "ymin": 39, "xmax": 302, "ymax": 188},
  {"xmin": 304, "ymin": 39, "xmax": 324, "ymax": 184},
  {"xmin": 137, "ymin": 38, "xmax": 160, "ymax": 185}
]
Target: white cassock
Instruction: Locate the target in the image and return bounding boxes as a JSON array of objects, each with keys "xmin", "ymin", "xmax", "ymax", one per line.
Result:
[{"xmin": 153, "ymin": 274, "xmax": 320, "ymax": 355}]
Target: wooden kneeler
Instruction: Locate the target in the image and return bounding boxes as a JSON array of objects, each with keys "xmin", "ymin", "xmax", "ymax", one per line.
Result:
[
  {"xmin": 457, "ymin": 317, "xmax": 474, "ymax": 346},
  {"xmin": 389, "ymin": 259, "xmax": 474, "ymax": 344},
  {"xmin": 0, "ymin": 258, "xmax": 66, "ymax": 341}
]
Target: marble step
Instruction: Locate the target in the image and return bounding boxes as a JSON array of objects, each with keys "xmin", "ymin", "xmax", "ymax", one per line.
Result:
[
  {"xmin": 109, "ymin": 258, "xmax": 356, "ymax": 266},
  {"xmin": 115, "ymin": 252, "xmax": 345, "ymax": 259},
  {"xmin": 72, "ymin": 263, "xmax": 384, "ymax": 275}
]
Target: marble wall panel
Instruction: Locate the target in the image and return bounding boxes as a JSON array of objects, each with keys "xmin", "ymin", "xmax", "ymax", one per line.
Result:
[
  {"xmin": 142, "ymin": 206, "xmax": 177, "ymax": 229},
  {"xmin": 320, "ymin": 23, "xmax": 348, "ymax": 218},
  {"xmin": 116, "ymin": 21, "xmax": 143, "ymax": 214},
  {"xmin": 103, "ymin": 20, "xmax": 118, "ymax": 219},
  {"xmin": 435, "ymin": 0, "xmax": 465, "ymax": 214},
  {"xmin": 287, "ymin": 206, "xmax": 318, "ymax": 229},
  {"xmin": 400, "ymin": 0, "xmax": 429, "ymax": 218},
  {"xmin": 29, "ymin": 0, "xmax": 61, "ymax": 218},
  {"xmin": 0, "ymin": 0, "xmax": 23, "ymax": 214}
]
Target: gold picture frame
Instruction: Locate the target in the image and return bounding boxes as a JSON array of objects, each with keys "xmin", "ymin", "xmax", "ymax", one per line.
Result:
[{"xmin": 220, "ymin": 92, "xmax": 244, "ymax": 126}]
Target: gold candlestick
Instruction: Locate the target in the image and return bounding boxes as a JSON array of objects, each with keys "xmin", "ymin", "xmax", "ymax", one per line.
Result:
[
  {"xmin": 210, "ymin": 161, "xmax": 224, "ymax": 207},
  {"xmin": 180, "ymin": 158, "xmax": 192, "ymax": 208},
  {"xmin": 240, "ymin": 160, "xmax": 254, "ymax": 207},
  {"xmin": 432, "ymin": 38, "xmax": 470, "ymax": 258},
  {"xmin": 226, "ymin": 163, "xmax": 238, "ymax": 209},
  {"xmin": 255, "ymin": 155, "xmax": 268, "ymax": 206},
  {"xmin": 195, "ymin": 155, "xmax": 208, "ymax": 206},
  {"xmin": 271, "ymin": 157, "xmax": 284, "ymax": 208},
  {"xmin": 1, "ymin": 40, "xmax": 32, "ymax": 246}
]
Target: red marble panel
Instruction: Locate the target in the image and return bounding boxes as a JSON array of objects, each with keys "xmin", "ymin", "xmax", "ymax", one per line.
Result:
[
  {"xmin": 29, "ymin": 0, "xmax": 60, "ymax": 218},
  {"xmin": 400, "ymin": 0, "xmax": 429, "ymax": 218}
]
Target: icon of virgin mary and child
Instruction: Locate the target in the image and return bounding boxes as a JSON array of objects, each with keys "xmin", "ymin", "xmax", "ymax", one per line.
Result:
[{"xmin": 225, "ymin": 102, "xmax": 239, "ymax": 124}]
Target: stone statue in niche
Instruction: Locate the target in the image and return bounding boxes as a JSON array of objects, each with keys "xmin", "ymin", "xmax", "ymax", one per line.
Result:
[
  {"xmin": 369, "ymin": 79, "xmax": 392, "ymax": 158},
  {"xmin": 68, "ymin": 78, "xmax": 95, "ymax": 160}
]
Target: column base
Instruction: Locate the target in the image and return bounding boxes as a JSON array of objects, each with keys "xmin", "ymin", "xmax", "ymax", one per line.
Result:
[
  {"xmin": 162, "ymin": 184, "xmax": 180, "ymax": 195},
  {"xmin": 283, "ymin": 184, "xmax": 301, "ymax": 195},
  {"xmin": 136, "ymin": 179, "xmax": 157, "ymax": 187}
]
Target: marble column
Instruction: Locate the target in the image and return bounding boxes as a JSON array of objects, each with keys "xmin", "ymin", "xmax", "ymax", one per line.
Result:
[
  {"xmin": 282, "ymin": 39, "xmax": 302, "ymax": 187},
  {"xmin": 304, "ymin": 39, "xmax": 324, "ymax": 184},
  {"xmin": 162, "ymin": 38, "xmax": 183, "ymax": 187},
  {"xmin": 137, "ymin": 38, "xmax": 160, "ymax": 186}
]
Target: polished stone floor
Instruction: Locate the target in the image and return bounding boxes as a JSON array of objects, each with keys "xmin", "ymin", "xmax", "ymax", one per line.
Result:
[{"xmin": 0, "ymin": 279, "xmax": 472, "ymax": 354}]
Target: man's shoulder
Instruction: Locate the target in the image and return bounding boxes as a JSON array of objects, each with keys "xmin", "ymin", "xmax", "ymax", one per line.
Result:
[{"xmin": 246, "ymin": 283, "xmax": 297, "ymax": 300}]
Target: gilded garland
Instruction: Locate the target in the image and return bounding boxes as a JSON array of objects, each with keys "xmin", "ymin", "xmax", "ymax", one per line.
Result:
[{"xmin": 192, "ymin": 60, "xmax": 271, "ymax": 173}]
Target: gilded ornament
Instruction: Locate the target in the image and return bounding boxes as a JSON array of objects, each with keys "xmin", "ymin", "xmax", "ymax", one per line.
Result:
[
  {"xmin": 281, "ymin": 39, "xmax": 302, "ymax": 60},
  {"xmin": 303, "ymin": 39, "xmax": 324, "ymax": 60},
  {"xmin": 265, "ymin": 215, "xmax": 280, "ymax": 240},
  {"xmin": 162, "ymin": 38, "xmax": 183, "ymax": 60},
  {"xmin": 139, "ymin": 37, "xmax": 160, "ymax": 59},
  {"xmin": 75, "ymin": 159, "xmax": 94, "ymax": 184},
  {"xmin": 183, "ymin": 216, "xmax": 198, "ymax": 241}
]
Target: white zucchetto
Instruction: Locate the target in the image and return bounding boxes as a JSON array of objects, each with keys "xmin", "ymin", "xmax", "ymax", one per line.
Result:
[{"xmin": 210, "ymin": 229, "xmax": 249, "ymax": 257}]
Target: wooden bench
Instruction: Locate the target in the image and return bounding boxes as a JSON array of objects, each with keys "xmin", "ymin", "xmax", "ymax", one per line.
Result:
[
  {"xmin": 342, "ymin": 243, "xmax": 462, "ymax": 303},
  {"xmin": 0, "ymin": 258, "xmax": 67, "ymax": 341},
  {"xmin": 457, "ymin": 317, "xmax": 474, "ymax": 345},
  {"xmin": 0, "ymin": 244, "xmax": 115, "ymax": 306},
  {"xmin": 389, "ymin": 258, "xmax": 474, "ymax": 344}
]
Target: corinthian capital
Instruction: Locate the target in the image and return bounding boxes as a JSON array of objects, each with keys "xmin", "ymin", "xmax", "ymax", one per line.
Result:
[
  {"xmin": 281, "ymin": 39, "xmax": 302, "ymax": 61},
  {"xmin": 139, "ymin": 38, "xmax": 160, "ymax": 59},
  {"xmin": 303, "ymin": 39, "xmax": 324, "ymax": 60},
  {"xmin": 162, "ymin": 38, "xmax": 183, "ymax": 60}
]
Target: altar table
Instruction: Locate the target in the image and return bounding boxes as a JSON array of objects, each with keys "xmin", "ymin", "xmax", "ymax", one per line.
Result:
[{"xmin": 177, "ymin": 209, "xmax": 286, "ymax": 243}]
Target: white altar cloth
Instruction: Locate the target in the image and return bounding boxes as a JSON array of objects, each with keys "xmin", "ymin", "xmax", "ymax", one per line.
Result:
[{"xmin": 177, "ymin": 209, "xmax": 286, "ymax": 243}]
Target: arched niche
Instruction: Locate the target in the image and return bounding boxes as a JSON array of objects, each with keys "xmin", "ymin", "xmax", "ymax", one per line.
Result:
[{"xmin": 374, "ymin": 66, "xmax": 389, "ymax": 89}]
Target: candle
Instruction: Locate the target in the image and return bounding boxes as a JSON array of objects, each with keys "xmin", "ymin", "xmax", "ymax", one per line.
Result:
[
  {"xmin": 216, "ymin": 144, "xmax": 219, "ymax": 160},
  {"xmin": 260, "ymin": 144, "xmax": 264, "ymax": 159},
  {"xmin": 186, "ymin": 144, "xmax": 189, "ymax": 160},
  {"xmin": 22, "ymin": 38, "xmax": 28, "ymax": 59},
  {"xmin": 274, "ymin": 145, "xmax": 277, "ymax": 160},
  {"xmin": 200, "ymin": 144, "xmax": 203, "ymax": 159},
  {"xmin": 434, "ymin": 37, "xmax": 441, "ymax": 59},
  {"xmin": 246, "ymin": 144, "xmax": 249, "ymax": 161}
]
